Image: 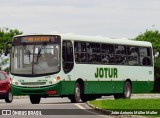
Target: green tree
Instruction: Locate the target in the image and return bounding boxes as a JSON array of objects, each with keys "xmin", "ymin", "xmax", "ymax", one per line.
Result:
[
  {"xmin": 0, "ymin": 27, "xmax": 23, "ymax": 55},
  {"xmin": 134, "ymin": 30, "xmax": 160, "ymax": 55}
]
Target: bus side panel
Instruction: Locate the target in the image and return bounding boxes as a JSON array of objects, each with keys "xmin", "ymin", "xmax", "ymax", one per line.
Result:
[
  {"xmin": 84, "ymin": 81, "xmax": 124, "ymax": 94},
  {"xmin": 60, "ymin": 81, "xmax": 75, "ymax": 95},
  {"xmin": 114, "ymin": 81, "xmax": 125, "ymax": 93},
  {"xmin": 132, "ymin": 81, "xmax": 154, "ymax": 93}
]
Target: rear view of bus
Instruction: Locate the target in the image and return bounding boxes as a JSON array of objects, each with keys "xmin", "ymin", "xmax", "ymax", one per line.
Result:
[{"xmin": 9, "ymin": 35, "xmax": 61, "ymax": 104}]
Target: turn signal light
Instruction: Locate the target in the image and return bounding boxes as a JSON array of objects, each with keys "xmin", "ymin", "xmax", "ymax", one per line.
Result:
[{"xmin": 57, "ymin": 76, "xmax": 60, "ymax": 80}]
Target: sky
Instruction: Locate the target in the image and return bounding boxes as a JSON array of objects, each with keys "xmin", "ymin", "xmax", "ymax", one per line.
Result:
[{"xmin": 0, "ymin": 0, "xmax": 160, "ymax": 38}]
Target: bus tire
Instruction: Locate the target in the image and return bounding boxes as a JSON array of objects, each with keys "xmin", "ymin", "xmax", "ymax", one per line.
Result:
[
  {"xmin": 5, "ymin": 91, "xmax": 13, "ymax": 103},
  {"xmin": 123, "ymin": 81, "xmax": 132, "ymax": 99},
  {"xmin": 69, "ymin": 82, "xmax": 81, "ymax": 103},
  {"xmin": 30, "ymin": 95, "xmax": 41, "ymax": 104},
  {"xmin": 114, "ymin": 81, "xmax": 132, "ymax": 99}
]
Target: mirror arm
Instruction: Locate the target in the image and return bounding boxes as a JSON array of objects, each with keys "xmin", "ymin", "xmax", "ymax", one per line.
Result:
[{"xmin": 5, "ymin": 42, "xmax": 12, "ymax": 56}]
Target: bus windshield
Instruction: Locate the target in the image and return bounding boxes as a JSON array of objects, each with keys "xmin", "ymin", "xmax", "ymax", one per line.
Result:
[{"xmin": 11, "ymin": 43, "xmax": 60, "ymax": 76}]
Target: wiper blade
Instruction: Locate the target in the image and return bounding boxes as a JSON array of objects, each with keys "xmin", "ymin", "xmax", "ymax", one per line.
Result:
[{"xmin": 35, "ymin": 42, "xmax": 47, "ymax": 64}]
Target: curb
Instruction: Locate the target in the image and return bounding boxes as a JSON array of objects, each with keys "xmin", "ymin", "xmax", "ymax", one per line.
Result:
[
  {"xmin": 86, "ymin": 102, "xmax": 112, "ymax": 115},
  {"xmin": 86, "ymin": 102, "xmax": 146, "ymax": 118}
]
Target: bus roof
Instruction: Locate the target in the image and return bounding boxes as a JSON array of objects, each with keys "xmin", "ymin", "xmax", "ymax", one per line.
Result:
[
  {"xmin": 14, "ymin": 34, "xmax": 152, "ymax": 47},
  {"xmin": 61, "ymin": 34, "xmax": 152, "ymax": 47}
]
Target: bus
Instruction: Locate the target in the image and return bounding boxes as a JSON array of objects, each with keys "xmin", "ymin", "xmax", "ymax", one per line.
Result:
[{"xmin": 5, "ymin": 34, "xmax": 154, "ymax": 104}]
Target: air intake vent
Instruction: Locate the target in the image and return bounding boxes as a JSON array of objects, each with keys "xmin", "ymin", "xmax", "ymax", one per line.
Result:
[{"xmin": 21, "ymin": 82, "xmax": 46, "ymax": 85}]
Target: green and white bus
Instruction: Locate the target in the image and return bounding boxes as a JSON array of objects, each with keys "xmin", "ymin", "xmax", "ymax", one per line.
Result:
[{"xmin": 5, "ymin": 34, "xmax": 154, "ymax": 104}]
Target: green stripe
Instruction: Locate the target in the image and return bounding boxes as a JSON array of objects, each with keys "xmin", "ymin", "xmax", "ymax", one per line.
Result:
[
  {"xmin": 11, "ymin": 80, "xmax": 154, "ymax": 96},
  {"xmin": 84, "ymin": 81, "xmax": 154, "ymax": 94},
  {"xmin": 132, "ymin": 81, "xmax": 154, "ymax": 93}
]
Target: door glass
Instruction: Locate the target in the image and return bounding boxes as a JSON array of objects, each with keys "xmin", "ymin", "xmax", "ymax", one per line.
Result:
[{"xmin": 62, "ymin": 40, "xmax": 74, "ymax": 73}]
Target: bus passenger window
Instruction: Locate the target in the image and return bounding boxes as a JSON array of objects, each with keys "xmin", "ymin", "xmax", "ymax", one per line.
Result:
[
  {"xmin": 115, "ymin": 45, "xmax": 126, "ymax": 55},
  {"xmin": 80, "ymin": 53, "xmax": 87, "ymax": 62},
  {"xmin": 139, "ymin": 47, "xmax": 152, "ymax": 66},
  {"xmin": 127, "ymin": 46, "xmax": 139, "ymax": 66},
  {"xmin": 108, "ymin": 55, "xmax": 115, "ymax": 64},
  {"xmin": 81, "ymin": 43, "xmax": 86, "ymax": 52},
  {"xmin": 128, "ymin": 56, "xmax": 139, "ymax": 66},
  {"xmin": 128, "ymin": 47, "xmax": 139, "ymax": 56},
  {"xmin": 101, "ymin": 44, "xmax": 114, "ymax": 54},
  {"xmin": 115, "ymin": 55, "xmax": 127, "ymax": 65},
  {"xmin": 142, "ymin": 57, "xmax": 151, "ymax": 65},
  {"xmin": 102, "ymin": 54, "xmax": 109, "ymax": 63},
  {"xmin": 75, "ymin": 53, "xmax": 80, "ymax": 62}
]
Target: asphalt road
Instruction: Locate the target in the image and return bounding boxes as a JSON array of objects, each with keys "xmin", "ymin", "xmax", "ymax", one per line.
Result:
[
  {"xmin": 0, "ymin": 94, "xmax": 160, "ymax": 118},
  {"xmin": 0, "ymin": 97, "xmax": 111, "ymax": 118}
]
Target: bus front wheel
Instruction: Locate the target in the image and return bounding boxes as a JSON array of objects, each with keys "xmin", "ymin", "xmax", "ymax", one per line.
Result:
[
  {"xmin": 30, "ymin": 95, "xmax": 41, "ymax": 104},
  {"xmin": 69, "ymin": 82, "xmax": 81, "ymax": 103}
]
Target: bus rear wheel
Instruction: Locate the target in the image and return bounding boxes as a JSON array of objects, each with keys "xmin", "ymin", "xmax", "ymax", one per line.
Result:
[
  {"xmin": 30, "ymin": 95, "xmax": 41, "ymax": 104},
  {"xmin": 114, "ymin": 81, "xmax": 132, "ymax": 99},
  {"xmin": 123, "ymin": 81, "xmax": 132, "ymax": 99},
  {"xmin": 69, "ymin": 82, "xmax": 81, "ymax": 103}
]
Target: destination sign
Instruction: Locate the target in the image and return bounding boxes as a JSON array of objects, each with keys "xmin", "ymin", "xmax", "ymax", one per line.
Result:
[
  {"xmin": 13, "ymin": 35, "xmax": 61, "ymax": 45},
  {"xmin": 22, "ymin": 36, "xmax": 50, "ymax": 42}
]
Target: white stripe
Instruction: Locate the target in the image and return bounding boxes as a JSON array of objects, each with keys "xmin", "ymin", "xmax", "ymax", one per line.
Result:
[
  {"xmin": 74, "ymin": 103, "xmax": 85, "ymax": 109},
  {"xmin": 74, "ymin": 103, "xmax": 110, "ymax": 118}
]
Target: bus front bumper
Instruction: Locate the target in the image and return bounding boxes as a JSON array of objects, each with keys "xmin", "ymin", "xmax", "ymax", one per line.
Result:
[{"xmin": 10, "ymin": 83, "xmax": 62, "ymax": 96}]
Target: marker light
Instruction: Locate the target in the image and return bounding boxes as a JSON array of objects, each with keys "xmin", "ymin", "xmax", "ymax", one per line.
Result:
[
  {"xmin": 49, "ymin": 81, "xmax": 52, "ymax": 84},
  {"xmin": 15, "ymin": 82, "xmax": 18, "ymax": 85},
  {"xmin": 57, "ymin": 76, "xmax": 60, "ymax": 80}
]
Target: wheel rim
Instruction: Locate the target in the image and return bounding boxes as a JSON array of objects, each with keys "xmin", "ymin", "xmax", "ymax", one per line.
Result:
[
  {"xmin": 75, "ymin": 84, "xmax": 80, "ymax": 101},
  {"xmin": 125, "ymin": 83, "xmax": 131, "ymax": 98},
  {"xmin": 8, "ymin": 92, "xmax": 13, "ymax": 101}
]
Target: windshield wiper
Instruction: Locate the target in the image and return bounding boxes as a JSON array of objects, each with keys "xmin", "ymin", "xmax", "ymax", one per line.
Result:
[{"xmin": 35, "ymin": 42, "xmax": 47, "ymax": 64}]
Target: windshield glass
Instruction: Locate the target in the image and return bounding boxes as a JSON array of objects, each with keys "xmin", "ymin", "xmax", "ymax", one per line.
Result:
[{"xmin": 11, "ymin": 44, "xmax": 60, "ymax": 76}]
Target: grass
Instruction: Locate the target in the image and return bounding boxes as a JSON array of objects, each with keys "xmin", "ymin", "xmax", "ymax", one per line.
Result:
[
  {"xmin": 89, "ymin": 99, "xmax": 160, "ymax": 117},
  {"xmin": 89, "ymin": 99, "xmax": 160, "ymax": 109}
]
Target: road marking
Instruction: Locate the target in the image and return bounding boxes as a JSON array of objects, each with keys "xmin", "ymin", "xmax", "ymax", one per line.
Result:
[
  {"xmin": 74, "ymin": 103, "xmax": 85, "ymax": 109},
  {"xmin": 74, "ymin": 103, "xmax": 110, "ymax": 118}
]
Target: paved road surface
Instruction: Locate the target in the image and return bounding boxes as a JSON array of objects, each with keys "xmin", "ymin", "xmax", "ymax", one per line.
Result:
[
  {"xmin": 0, "ymin": 97, "xmax": 110, "ymax": 118},
  {"xmin": 0, "ymin": 94, "xmax": 159, "ymax": 118}
]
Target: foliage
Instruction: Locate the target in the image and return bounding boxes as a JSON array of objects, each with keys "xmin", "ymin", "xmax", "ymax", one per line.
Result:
[
  {"xmin": 134, "ymin": 30, "xmax": 160, "ymax": 55},
  {"xmin": 0, "ymin": 27, "xmax": 23, "ymax": 55}
]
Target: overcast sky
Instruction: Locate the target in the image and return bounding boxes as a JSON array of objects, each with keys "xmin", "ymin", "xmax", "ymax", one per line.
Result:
[{"xmin": 0, "ymin": 0, "xmax": 159, "ymax": 38}]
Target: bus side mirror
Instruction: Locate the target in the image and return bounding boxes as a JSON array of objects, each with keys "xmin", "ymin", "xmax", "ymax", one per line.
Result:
[{"xmin": 5, "ymin": 42, "xmax": 12, "ymax": 56}]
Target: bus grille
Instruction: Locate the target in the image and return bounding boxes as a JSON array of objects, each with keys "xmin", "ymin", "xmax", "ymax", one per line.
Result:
[{"xmin": 21, "ymin": 82, "xmax": 46, "ymax": 85}]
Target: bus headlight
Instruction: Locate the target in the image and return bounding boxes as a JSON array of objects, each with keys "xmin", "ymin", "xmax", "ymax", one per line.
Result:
[
  {"xmin": 53, "ymin": 78, "xmax": 57, "ymax": 83},
  {"xmin": 52, "ymin": 76, "xmax": 60, "ymax": 83},
  {"xmin": 11, "ymin": 79, "xmax": 18, "ymax": 85}
]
